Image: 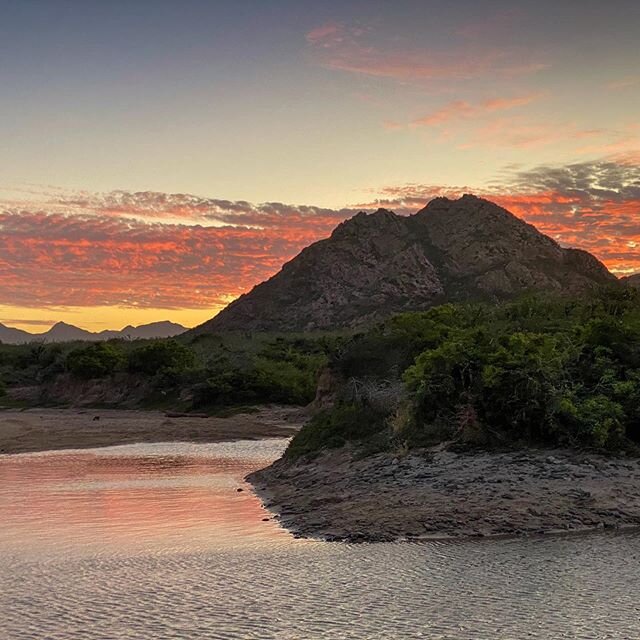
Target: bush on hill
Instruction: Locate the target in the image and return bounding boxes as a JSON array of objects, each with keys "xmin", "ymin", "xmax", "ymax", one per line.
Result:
[
  {"xmin": 66, "ymin": 343, "xmax": 125, "ymax": 379},
  {"xmin": 286, "ymin": 288, "xmax": 640, "ymax": 458},
  {"xmin": 128, "ymin": 339, "xmax": 195, "ymax": 376}
]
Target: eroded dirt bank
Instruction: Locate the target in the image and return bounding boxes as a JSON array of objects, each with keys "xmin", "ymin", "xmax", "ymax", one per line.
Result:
[
  {"xmin": 248, "ymin": 446, "xmax": 640, "ymax": 542},
  {"xmin": 0, "ymin": 406, "xmax": 304, "ymax": 455}
]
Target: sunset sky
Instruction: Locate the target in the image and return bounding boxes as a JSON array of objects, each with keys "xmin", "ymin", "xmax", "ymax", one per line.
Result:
[{"xmin": 1, "ymin": 0, "xmax": 639, "ymax": 331}]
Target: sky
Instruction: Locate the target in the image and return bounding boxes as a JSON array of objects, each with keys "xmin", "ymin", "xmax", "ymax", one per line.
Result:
[{"xmin": 1, "ymin": 0, "xmax": 639, "ymax": 331}]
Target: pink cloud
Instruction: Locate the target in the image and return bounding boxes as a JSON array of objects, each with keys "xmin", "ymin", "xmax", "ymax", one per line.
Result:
[
  {"xmin": 2, "ymin": 160, "xmax": 639, "ymax": 311},
  {"xmin": 304, "ymin": 22, "xmax": 547, "ymax": 85},
  {"xmin": 411, "ymin": 93, "xmax": 540, "ymax": 127},
  {"xmin": 0, "ymin": 194, "xmax": 357, "ymax": 309},
  {"xmin": 305, "ymin": 22, "xmax": 344, "ymax": 45}
]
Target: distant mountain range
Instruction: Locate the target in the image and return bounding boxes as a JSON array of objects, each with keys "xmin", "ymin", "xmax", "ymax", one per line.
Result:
[
  {"xmin": 0, "ymin": 320, "xmax": 187, "ymax": 345},
  {"xmin": 194, "ymin": 194, "xmax": 619, "ymax": 333},
  {"xmin": 622, "ymin": 273, "xmax": 640, "ymax": 288}
]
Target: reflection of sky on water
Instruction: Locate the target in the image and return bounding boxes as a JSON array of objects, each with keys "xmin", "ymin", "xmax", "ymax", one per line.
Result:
[{"xmin": 0, "ymin": 440, "xmax": 294, "ymax": 557}]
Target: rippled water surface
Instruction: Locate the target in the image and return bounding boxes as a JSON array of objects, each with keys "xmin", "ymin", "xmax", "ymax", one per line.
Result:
[{"xmin": 2, "ymin": 439, "xmax": 640, "ymax": 639}]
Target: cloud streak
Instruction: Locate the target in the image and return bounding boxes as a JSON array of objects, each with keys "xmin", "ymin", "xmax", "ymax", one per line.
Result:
[
  {"xmin": 0, "ymin": 193, "xmax": 356, "ymax": 310},
  {"xmin": 1, "ymin": 160, "xmax": 639, "ymax": 313},
  {"xmin": 412, "ymin": 94, "xmax": 541, "ymax": 127},
  {"xmin": 305, "ymin": 22, "xmax": 547, "ymax": 85}
]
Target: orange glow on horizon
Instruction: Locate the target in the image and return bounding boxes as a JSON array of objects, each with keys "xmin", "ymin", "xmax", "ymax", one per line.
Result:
[{"xmin": 1, "ymin": 170, "xmax": 639, "ymax": 331}]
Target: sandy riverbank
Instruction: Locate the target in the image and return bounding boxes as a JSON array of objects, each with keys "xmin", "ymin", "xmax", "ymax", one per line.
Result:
[
  {"xmin": 248, "ymin": 446, "xmax": 640, "ymax": 542},
  {"xmin": 0, "ymin": 406, "xmax": 304, "ymax": 455}
]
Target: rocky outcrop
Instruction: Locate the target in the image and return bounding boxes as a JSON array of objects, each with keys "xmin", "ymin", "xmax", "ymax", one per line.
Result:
[{"xmin": 195, "ymin": 195, "xmax": 617, "ymax": 333}]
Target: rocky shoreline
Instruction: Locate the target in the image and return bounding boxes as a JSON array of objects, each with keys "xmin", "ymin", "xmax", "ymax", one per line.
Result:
[{"xmin": 248, "ymin": 446, "xmax": 640, "ymax": 543}]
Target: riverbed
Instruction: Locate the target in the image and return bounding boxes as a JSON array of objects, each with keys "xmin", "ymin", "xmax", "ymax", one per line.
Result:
[{"xmin": 1, "ymin": 439, "xmax": 640, "ymax": 639}]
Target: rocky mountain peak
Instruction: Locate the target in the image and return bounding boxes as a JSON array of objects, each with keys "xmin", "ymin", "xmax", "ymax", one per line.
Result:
[
  {"xmin": 194, "ymin": 195, "xmax": 617, "ymax": 333},
  {"xmin": 331, "ymin": 208, "xmax": 404, "ymax": 240}
]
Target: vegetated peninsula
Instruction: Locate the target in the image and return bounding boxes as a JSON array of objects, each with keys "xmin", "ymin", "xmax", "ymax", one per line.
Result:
[
  {"xmin": 231, "ymin": 195, "xmax": 640, "ymax": 542},
  {"xmin": 249, "ymin": 294, "xmax": 640, "ymax": 541}
]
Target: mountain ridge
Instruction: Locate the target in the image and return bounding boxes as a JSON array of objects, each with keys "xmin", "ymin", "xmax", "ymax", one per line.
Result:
[
  {"xmin": 194, "ymin": 194, "xmax": 618, "ymax": 333},
  {"xmin": 622, "ymin": 273, "xmax": 640, "ymax": 288},
  {"xmin": 0, "ymin": 320, "xmax": 187, "ymax": 345}
]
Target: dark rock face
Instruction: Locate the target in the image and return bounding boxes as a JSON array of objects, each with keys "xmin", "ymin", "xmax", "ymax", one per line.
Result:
[{"xmin": 195, "ymin": 195, "xmax": 617, "ymax": 333}]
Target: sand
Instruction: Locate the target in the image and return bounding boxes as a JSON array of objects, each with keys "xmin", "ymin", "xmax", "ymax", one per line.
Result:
[{"xmin": 0, "ymin": 406, "xmax": 304, "ymax": 455}]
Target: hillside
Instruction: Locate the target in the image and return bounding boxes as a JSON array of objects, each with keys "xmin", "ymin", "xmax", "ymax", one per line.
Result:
[{"xmin": 195, "ymin": 195, "xmax": 616, "ymax": 333}]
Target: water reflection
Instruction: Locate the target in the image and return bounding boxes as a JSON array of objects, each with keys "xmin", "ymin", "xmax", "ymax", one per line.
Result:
[
  {"xmin": 1, "ymin": 440, "xmax": 640, "ymax": 639},
  {"xmin": 0, "ymin": 440, "xmax": 293, "ymax": 557}
]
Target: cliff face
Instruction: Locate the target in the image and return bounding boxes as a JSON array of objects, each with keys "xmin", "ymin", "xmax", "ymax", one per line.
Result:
[{"xmin": 195, "ymin": 195, "xmax": 617, "ymax": 333}]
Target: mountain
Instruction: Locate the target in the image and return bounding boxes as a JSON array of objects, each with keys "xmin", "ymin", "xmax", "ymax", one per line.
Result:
[
  {"xmin": 114, "ymin": 321, "xmax": 187, "ymax": 340},
  {"xmin": 0, "ymin": 324, "xmax": 34, "ymax": 344},
  {"xmin": 44, "ymin": 322, "xmax": 97, "ymax": 342},
  {"xmin": 622, "ymin": 273, "xmax": 640, "ymax": 288},
  {"xmin": 195, "ymin": 195, "xmax": 617, "ymax": 333},
  {"xmin": 0, "ymin": 320, "xmax": 187, "ymax": 345}
]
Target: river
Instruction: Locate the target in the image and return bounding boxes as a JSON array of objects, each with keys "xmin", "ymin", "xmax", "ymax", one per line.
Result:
[{"xmin": 1, "ymin": 439, "xmax": 639, "ymax": 639}]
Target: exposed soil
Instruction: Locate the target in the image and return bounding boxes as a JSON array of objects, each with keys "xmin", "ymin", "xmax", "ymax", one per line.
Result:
[
  {"xmin": 0, "ymin": 405, "xmax": 304, "ymax": 455},
  {"xmin": 248, "ymin": 445, "xmax": 640, "ymax": 542}
]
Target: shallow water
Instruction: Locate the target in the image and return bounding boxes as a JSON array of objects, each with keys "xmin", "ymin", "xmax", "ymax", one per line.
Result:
[{"xmin": 1, "ymin": 440, "xmax": 640, "ymax": 639}]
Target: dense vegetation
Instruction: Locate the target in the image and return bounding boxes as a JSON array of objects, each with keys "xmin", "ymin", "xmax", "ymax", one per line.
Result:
[
  {"xmin": 0, "ymin": 333, "xmax": 338, "ymax": 411},
  {"xmin": 288, "ymin": 288, "xmax": 640, "ymax": 458},
  {"xmin": 4, "ymin": 287, "xmax": 640, "ymax": 458}
]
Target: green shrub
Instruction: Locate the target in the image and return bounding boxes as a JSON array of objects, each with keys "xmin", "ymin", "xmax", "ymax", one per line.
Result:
[
  {"xmin": 66, "ymin": 343, "xmax": 124, "ymax": 379},
  {"xmin": 286, "ymin": 402, "xmax": 389, "ymax": 459},
  {"xmin": 128, "ymin": 340, "xmax": 195, "ymax": 376},
  {"xmin": 288, "ymin": 290, "xmax": 640, "ymax": 455}
]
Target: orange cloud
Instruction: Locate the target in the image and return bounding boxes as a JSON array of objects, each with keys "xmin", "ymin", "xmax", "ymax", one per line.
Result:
[
  {"xmin": 0, "ymin": 196, "xmax": 355, "ymax": 310},
  {"xmin": 1, "ymin": 160, "xmax": 639, "ymax": 313}
]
